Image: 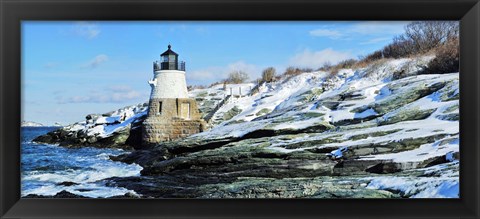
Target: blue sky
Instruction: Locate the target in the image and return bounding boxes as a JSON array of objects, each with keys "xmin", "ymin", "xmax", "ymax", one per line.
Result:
[{"xmin": 22, "ymin": 21, "xmax": 410, "ymax": 125}]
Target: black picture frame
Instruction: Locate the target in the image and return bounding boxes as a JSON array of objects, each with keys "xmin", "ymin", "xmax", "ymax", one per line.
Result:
[{"xmin": 1, "ymin": 0, "xmax": 479, "ymax": 218}]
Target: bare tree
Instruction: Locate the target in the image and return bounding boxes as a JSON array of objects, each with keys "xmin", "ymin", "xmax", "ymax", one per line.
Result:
[
  {"xmin": 399, "ymin": 21, "xmax": 459, "ymax": 53},
  {"xmin": 382, "ymin": 36, "xmax": 416, "ymax": 58}
]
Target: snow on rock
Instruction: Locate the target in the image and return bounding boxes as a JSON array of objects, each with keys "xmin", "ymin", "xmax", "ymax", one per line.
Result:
[
  {"xmin": 94, "ymin": 116, "xmax": 121, "ymax": 125},
  {"xmin": 354, "ymin": 108, "xmax": 378, "ymax": 119},
  {"xmin": 366, "ymin": 161, "xmax": 459, "ymax": 198},
  {"xmin": 188, "ymin": 83, "xmax": 254, "ymax": 123},
  {"xmin": 62, "ymin": 103, "xmax": 149, "ymax": 140},
  {"xmin": 367, "ymin": 176, "xmax": 459, "ymax": 198},
  {"xmin": 328, "ymin": 147, "xmax": 348, "ymax": 159},
  {"xmin": 197, "ymin": 56, "xmax": 458, "ymax": 146},
  {"xmin": 101, "ymin": 110, "xmax": 147, "ymax": 138},
  {"xmin": 183, "ymin": 55, "xmax": 459, "ymax": 198},
  {"xmin": 359, "ymin": 137, "xmax": 459, "ymax": 163}
]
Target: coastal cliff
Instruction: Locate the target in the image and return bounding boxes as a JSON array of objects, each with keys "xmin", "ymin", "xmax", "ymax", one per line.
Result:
[
  {"xmin": 33, "ymin": 56, "xmax": 459, "ymax": 198},
  {"xmin": 108, "ymin": 56, "xmax": 459, "ymax": 198}
]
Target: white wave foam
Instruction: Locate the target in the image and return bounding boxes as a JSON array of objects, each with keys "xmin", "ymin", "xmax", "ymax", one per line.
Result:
[
  {"xmin": 22, "ymin": 182, "xmax": 139, "ymax": 198},
  {"xmin": 22, "ymin": 150, "xmax": 143, "ymax": 198},
  {"xmin": 23, "ymin": 163, "xmax": 142, "ymax": 183}
]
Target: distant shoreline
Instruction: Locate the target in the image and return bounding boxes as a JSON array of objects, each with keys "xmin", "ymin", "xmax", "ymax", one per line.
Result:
[
  {"xmin": 22, "ymin": 120, "xmax": 63, "ymax": 128},
  {"xmin": 21, "ymin": 126, "xmax": 63, "ymax": 128}
]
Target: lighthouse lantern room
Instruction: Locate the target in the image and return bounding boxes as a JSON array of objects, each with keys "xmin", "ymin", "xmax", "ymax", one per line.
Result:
[{"xmin": 154, "ymin": 44, "xmax": 186, "ymax": 71}]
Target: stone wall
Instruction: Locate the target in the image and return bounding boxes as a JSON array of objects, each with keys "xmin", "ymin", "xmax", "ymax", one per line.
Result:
[
  {"xmin": 142, "ymin": 97, "xmax": 206, "ymax": 145},
  {"xmin": 147, "ymin": 98, "xmax": 202, "ymax": 120},
  {"xmin": 142, "ymin": 118, "xmax": 206, "ymax": 144}
]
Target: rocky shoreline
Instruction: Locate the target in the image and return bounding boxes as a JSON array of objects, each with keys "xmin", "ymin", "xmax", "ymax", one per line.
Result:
[
  {"xmin": 32, "ymin": 58, "xmax": 460, "ymax": 198},
  {"xmin": 104, "ymin": 123, "xmax": 458, "ymax": 198},
  {"xmin": 33, "ymin": 104, "xmax": 148, "ymax": 150},
  {"xmin": 24, "ymin": 190, "xmax": 140, "ymax": 199}
]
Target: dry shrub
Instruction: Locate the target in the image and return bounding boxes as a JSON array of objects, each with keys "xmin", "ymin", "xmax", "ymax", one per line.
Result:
[
  {"xmin": 273, "ymin": 75, "xmax": 283, "ymax": 82},
  {"xmin": 208, "ymin": 81, "xmax": 224, "ymax": 88},
  {"xmin": 284, "ymin": 67, "xmax": 303, "ymax": 76},
  {"xmin": 261, "ymin": 67, "xmax": 276, "ymax": 83},
  {"xmin": 357, "ymin": 21, "xmax": 459, "ymax": 68},
  {"xmin": 317, "ymin": 62, "xmax": 333, "ymax": 71},
  {"xmin": 326, "ymin": 59, "xmax": 357, "ymax": 78},
  {"xmin": 225, "ymin": 70, "xmax": 249, "ymax": 84},
  {"xmin": 361, "ymin": 50, "xmax": 384, "ymax": 63},
  {"xmin": 300, "ymin": 68, "xmax": 314, "ymax": 73},
  {"xmin": 352, "ymin": 59, "xmax": 372, "ymax": 69},
  {"xmin": 422, "ymin": 37, "xmax": 459, "ymax": 74},
  {"xmin": 187, "ymin": 85, "xmax": 206, "ymax": 91},
  {"xmin": 362, "ymin": 58, "xmax": 390, "ymax": 78},
  {"xmin": 327, "ymin": 68, "xmax": 340, "ymax": 78}
]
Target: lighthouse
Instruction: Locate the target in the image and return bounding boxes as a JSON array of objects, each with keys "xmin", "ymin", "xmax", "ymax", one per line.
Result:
[{"xmin": 142, "ymin": 45, "xmax": 206, "ymax": 145}]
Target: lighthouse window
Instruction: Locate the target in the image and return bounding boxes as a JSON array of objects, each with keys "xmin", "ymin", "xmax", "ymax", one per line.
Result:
[{"xmin": 158, "ymin": 101, "xmax": 162, "ymax": 114}]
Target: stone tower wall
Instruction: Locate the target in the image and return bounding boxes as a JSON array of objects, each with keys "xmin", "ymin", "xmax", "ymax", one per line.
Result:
[
  {"xmin": 142, "ymin": 118, "xmax": 206, "ymax": 144},
  {"xmin": 142, "ymin": 97, "xmax": 206, "ymax": 145},
  {"xmin": 147, "ymin": 98, "xmax": 202, "ymax": 119}
]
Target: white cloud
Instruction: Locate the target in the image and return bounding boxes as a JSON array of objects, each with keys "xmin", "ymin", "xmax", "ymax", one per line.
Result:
[
  {"xmin": 289, "ymin": 48, "xmax": 353, "ymax": 68},
  {"xmin": 188, "ymin": 67, "xmax": 224, "ymax": 81},
  {"xmin": 71, "ymin": 22, "xmax": 100, "ymax": 39},
  {"xmin": 350, "ymin": 21, "xmax": 407, "ymax": 35},
  {"xmin": 57, "ymin": 85, "xmax": 142, "ymax": 104},
  {"xmin": 108, "ymin": 85, "xmax": 134, "ymax": 92},
  {"xmin": 309, "ymin": 29, "xmax": 343, "ymax": 39},
  {"xmin": 110, "ymin": 90, "xmax": 141, "ymax": 102},
  {"xmin": 82, "ymin": 54, "xmax": 108, "ymax": 69},
  {"xmin": 309, "ymin": 21, "xmax": 409, "ymax": 40}
]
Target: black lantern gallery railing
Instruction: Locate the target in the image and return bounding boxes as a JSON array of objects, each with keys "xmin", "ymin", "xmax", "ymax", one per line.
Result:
[{"xmin": 153, "ymin": 61, "xmax": 186, "ymax": 71}]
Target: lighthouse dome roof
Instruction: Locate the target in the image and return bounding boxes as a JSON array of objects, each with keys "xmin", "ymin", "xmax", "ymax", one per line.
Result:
[{"xmin": 161, "ymin": 44, "xmax": 178, "ymax": 56}]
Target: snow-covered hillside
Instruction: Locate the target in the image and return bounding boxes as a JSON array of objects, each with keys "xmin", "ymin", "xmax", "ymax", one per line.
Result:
[
  {"xmin": 112, "ymin": 55, "xmax": 459, "ymax": 198},
  {"xmin": 189, "ymin": 83, "xmax": 254, "ymax": 124},
  {"xmin": 34, "ymin": 55, "xmax": 459, "ymax": 198}
]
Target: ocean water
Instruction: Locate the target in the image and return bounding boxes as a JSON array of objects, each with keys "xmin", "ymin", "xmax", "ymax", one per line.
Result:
[{"xmin": 21, "ymin": 127, "xmax": 143, "ymax": 198}]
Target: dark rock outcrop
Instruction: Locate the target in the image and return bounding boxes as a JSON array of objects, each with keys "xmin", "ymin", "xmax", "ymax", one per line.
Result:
[
  {"xmin": 33, "ymin": 114, "xmax": 147, "ymax": 150},
  {"xmin": 24, "ymin": 190, "xmax": 88, "ymax": 198},
  {"xmin": 56, "ymin": 181, "xmax": 79, "ymax": 186}
]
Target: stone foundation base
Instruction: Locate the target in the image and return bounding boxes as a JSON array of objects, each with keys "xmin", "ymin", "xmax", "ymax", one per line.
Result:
[{"xmin": 142, "ymin": 117, "xmax": 206, "ymax": 145}]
